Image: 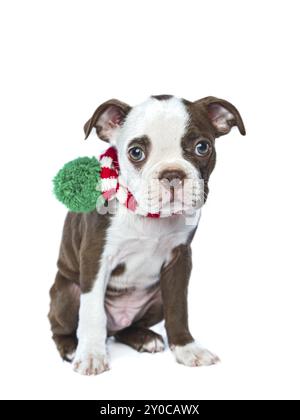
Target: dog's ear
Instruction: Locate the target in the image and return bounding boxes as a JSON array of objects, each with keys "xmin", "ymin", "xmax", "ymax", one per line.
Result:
[
  {"xmin": 84, "ymin": 99, "xmax": 131, "ymax": 142},
  {"xmin": 195, "ymin": 96, "xmax": 246, "ymax": 137}
]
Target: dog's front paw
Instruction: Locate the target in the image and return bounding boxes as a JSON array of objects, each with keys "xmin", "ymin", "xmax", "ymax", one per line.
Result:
[
  {"xmin": 73, "ymin": 350, "xmax": 109, "ymax": 376},
  {"xmin": 172, "ymin": 342, "xmax": 219, "ymax": 367}
]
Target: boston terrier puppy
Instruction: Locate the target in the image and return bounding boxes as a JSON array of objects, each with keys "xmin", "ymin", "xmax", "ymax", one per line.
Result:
[{"xmin": 48, "ymin": 95, "xmax": 245, "ymax": 375}]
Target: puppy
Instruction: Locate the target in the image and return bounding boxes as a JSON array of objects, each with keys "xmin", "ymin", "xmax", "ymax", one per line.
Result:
[{"xmin": 48, "ymin": 95, "xmax": 245, "ymax": 375}]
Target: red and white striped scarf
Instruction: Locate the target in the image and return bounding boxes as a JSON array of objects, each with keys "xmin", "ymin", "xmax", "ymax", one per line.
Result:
[{"xmin": 99, "ymin": 147, "xmax": 160, "ymax": 218}]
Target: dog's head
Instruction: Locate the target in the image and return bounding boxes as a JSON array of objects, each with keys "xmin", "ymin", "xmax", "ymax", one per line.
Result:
[{"xmin": 84, "ymin": 95, "xmax": 245, "ymax": 215}]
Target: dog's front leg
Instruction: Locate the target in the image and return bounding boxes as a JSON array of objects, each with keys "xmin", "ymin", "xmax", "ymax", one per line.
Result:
[
  {"xmin": 73, "ymin": 258, "xmax": 110, "ymax": 375},
  {"xmin": 161, "ymin": 244, "xmax": 219, "ymax": 367}
]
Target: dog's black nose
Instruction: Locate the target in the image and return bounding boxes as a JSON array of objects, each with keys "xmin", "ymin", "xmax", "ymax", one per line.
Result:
[{"xmin": 159, "ymin": 169, "xmax": 186, "ymax": 184}]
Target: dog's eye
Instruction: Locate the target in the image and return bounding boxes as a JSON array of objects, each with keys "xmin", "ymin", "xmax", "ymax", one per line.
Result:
[
  {"xmin": 195, "ymin": 141, "xmax": 210, "ymax": 156},
  {"xmin": 128, "ymin": 146, "xmax": 145, "ymax": 162}
]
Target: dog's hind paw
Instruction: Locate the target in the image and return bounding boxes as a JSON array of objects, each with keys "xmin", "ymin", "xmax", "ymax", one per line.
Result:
[
  {"xmin": 172, "ymin": 342, "xmax": 220, "ymax": 367},
  {"xmin": 140, "ymin": 335, "xmax": 165, "ymax": 353}
]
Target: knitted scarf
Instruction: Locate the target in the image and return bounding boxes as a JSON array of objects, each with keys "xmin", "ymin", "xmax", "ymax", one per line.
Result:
[{"xmin": 99, "ymin": 147, "xmax": 161, "ymax": 218}]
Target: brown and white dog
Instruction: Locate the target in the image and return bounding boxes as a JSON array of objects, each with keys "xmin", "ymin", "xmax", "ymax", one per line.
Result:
[{"xmin": 48, "ymin": 95, "xmax": 245, "ymax": 375}]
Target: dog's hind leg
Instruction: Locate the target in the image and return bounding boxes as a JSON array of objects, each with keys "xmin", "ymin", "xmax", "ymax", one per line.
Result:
[
  {"xmin": 48, "ymin": 272, "xmax": 80, "ymax": 362},
  {"xmin": 114, "ymin": 326, "xmax": 165, "ymax": 353},
  {"xmin": 114, "ymin": 296, "xmax": 165, "ymax": 353}
]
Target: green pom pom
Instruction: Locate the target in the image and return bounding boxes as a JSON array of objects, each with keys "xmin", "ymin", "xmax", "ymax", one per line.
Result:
[{"xmin": 53, "ymin": 157, "xmax": 102, "ymax": 213}]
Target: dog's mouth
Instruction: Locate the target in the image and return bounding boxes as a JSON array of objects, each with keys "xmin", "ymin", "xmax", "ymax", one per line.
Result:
[{"xmin": 139, "ymin": 178, "xmax": 204, "ymax": 214}]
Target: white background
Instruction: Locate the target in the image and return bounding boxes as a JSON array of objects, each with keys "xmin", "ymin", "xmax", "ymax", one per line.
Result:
[{"xmin": 0, "ymin": 0, "xmax": 299, "ymax": 400}]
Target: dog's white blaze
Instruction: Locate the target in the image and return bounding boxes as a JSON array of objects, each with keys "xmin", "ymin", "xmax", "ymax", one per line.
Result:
[{"xmin": 118, "ymin": 96, "xmax": 188, "ymax": 152}]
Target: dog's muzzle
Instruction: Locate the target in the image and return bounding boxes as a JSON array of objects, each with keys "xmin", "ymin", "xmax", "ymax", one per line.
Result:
[{"xmin": 158, "ymin": 169, "xmax": 187, "ymax": 203}]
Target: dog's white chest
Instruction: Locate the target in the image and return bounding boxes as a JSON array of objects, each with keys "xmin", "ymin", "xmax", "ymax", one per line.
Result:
[{"xmin": 104, "ymin": 206, "xmax": 200, "ymax": 290}]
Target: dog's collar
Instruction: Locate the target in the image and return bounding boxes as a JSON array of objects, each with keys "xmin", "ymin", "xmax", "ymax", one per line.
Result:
[{"xmin": 99, "ymin": 147, "xmax": 161, "ymax": 218}]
